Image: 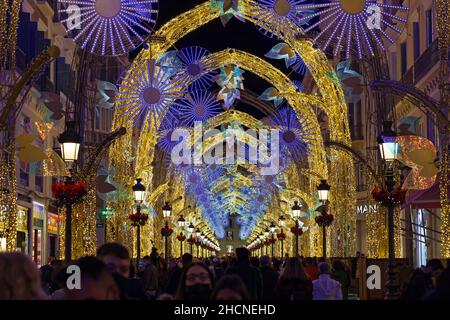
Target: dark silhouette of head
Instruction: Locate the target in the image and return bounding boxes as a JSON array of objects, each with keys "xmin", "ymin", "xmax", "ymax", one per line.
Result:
[
  {"xmin": 182, "ymin": 253, "xmax": 193, "ymax": 267},
  {"xmin": 235, "ymin": 247, "xmax": 250, "ymax": 263}
]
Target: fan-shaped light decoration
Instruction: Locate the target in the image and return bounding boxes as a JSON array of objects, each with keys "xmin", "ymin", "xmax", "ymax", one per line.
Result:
[
  {"xmin": 210, "ymin": 0, "xmax": 245, "ymax": 27},
  {"xmin": 39, "ymin": 92, "xmax": 64, "ymax": 121},
  {"xmin": 292, "ymin": 80, "xmax": 304, "ymax": 92},
  {"xmin": 251, "ymin": 0, "xmax": 314, "ymax": 39},
  {"xmin": 216, "ymin": 65, "xmax": 245, "ymax": 109},
  {"xmin": 58, "ymin": 0, "xmax": 159, "ymax": 56},
  {"xmin": 175, "ymin": 90, "xmax": 221, "ymax": 127},
  {"xmin": 258, "ymin": 87, "xmax": 284, "ymax": 107},
  {"xmin": 97, "ymin": 80, "xmax": 118, "ymax": 109},
  {"xmin": 16, "ymin": 134, "xmax": 48, "ymax": 163},
  {"xmin": 177, "ymin": 46, "xmax": 217, "ymax": 91},
  {"xmin": 397, "ymin": 135, "xmax": 437, "ymax": 190},
  {"xmin": 116, "ymin": 60, "xmax": 183, "ymax": 129},
  {"xmin": 157, "ymin": 113, "xmax": 184, "ymax": 154},
  {"xmin": 298, "ymin": 0, "xmax": 409, "ymax": 59},
  {"xmin": 265, "ymin": 42, "xmax": 307, "ymax": 75},
  {"xmin": 270, "ymin": 106, "xmax": 314, "ymax": 162}
]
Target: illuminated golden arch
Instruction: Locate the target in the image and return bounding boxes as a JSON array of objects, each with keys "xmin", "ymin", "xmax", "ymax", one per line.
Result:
[
  {"xmin": 136, "ymin": 0, "xmax": 349, "ymax": 140},
  {"xmin": 126, "ymin": 49, "xmax": 328, "ymax": 184},
  {"xmin": 109, "ymin": 0, "xmax": 356, "ymax": 256},
  {"xmin": 168, "ymin": 109, "xmax": 326, "ymax": 181}
]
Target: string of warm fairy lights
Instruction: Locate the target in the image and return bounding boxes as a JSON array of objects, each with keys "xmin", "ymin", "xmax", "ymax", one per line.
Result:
[
  {"xmin": 109, "ymin": 0, "xmax": 355, "ymax": 256},
  {"xmin": 436, "ymin": 0, "xmax": 450, "ymax": 258},
  {"xmin": 0, "ymin": 0, "xmax": 21, "ymax": 70}
]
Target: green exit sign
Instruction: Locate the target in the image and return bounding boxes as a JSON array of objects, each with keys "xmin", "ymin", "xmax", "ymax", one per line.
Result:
[{"xmin": 100, "ymin": 207, "xmax": 115, "ymax": 218}]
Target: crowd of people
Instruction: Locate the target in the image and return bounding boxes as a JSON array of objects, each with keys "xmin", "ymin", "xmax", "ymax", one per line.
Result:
[{"xmin": 0, "ymin": 243, "xmax": 449, "ymax": 300}]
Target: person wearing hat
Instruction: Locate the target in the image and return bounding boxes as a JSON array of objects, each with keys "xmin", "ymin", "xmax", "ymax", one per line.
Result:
[{"xmin": 312, "ymin": 262, "xmax": 343, "ymax": 300}]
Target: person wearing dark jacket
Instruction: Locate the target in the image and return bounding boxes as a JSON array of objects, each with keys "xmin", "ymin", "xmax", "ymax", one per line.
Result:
[
  {"xmin": 97, "ymin": 242, "xmax": 147, "ymax": 300},
  {"xmin": 275, "ymin": 257, "xmax": 313, "ymax": 300},
  {"xmin": 259, "ymin": 255, "xmax": 279, "ymax": 300},
  {"xmin": 226, "ymin": 247, "xmax": 262, "ymax": 299},
  {"xmin": 166, "ymin": 253, "xmax": 193, "ymax": 295}
]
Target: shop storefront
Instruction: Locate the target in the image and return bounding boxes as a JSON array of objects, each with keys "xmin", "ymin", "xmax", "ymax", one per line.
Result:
[
  {"xmin": 47, "ymin": 212, "xmax": 59, "ymax": 258},
  {"xmin": 32, "ymin": 202, "xmax": 46, "ymax": 267},
  {"xmin": 16, "ymin": 205, "xmax": 29, "ymax": 253},
  {"xmin": 0, "ymin": 203, "xmax": 8, "ymax": 251}
]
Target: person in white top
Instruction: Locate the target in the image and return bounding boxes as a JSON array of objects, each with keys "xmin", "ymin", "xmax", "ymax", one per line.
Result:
[{"xmin": 312, "ymin": 262, "xmax": 343, "ymax": 300}]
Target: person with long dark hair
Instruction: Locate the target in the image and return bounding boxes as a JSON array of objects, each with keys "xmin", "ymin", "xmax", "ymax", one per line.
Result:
[
  {"xmin": 211, "ymin": 274, "xmax": 250, "ymax": 300},
  {"xmin": 275, "ymin": 257, "xmax": 312, "ymax": 300},
  {"xmin": 175, "ymin": 262, "xmax": 215, "ymax": 300}
]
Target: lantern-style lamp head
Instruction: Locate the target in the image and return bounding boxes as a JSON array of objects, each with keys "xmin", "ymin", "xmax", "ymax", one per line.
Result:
[
  {"xmin": 58, "ymin": 121, "xmax": 81, "ymax": 163},
  {"xmin": 132, "ymin": 178, "xmax": 146, "ymax": 203},
  {"xmin": 264, "ymin": 227, "xmax": 270, "ymax": 238},
  {"xmin": 317, "ymin": 180, "xmax": 331, "ymax": 203},
  {"xmin": 177, "ymin": 215, "xmax": 186, "ymax": 228},
  {"xmin": 377, "ymin": 121, "xmax": 399, "ymax": 163},
  {"xmin": 278, "ymin": 215, "xmax": 286, "ymax": 227},
  {"xmin": 269, "ymin": 221, "xmax": 276, "ymax": 233},
  {"xmin": 291, "ymin": 201, "xmax": 302, "ymax": 218},
  {"xmin": 162, "ymin": 202, "xmax": 171, "ymax": 219},
  {"xmin": 195, "ymin": 228, "xmax": 201, "ymax": 237},
  {"xmin": 187, "ymin": 222, "xmax": 195, "ymax": 234}
]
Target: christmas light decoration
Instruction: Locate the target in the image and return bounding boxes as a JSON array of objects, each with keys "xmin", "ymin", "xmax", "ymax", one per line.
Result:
[{"xmin": 58, "ymin": 0, "xmax": 159, "ymax": 56}]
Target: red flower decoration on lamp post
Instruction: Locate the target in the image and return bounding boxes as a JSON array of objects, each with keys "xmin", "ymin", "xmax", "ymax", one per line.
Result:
[
  {"xmin": 315, "ymin": 214, "xmax": 334, "ymax": 227},
  {"xmin": 161, "ymin": 226, "xmax": 173, "ymax": 237},
  {"xmin": 128, "ymin": 212, "xmax": 149, "ymax": 227},
  {"xmin": 51, "ymin": 181, "xmax": 87, "ymax": 207},
  {"xmin": 372, "ymin": 185, "xmax": 406, "ymax": 207}
]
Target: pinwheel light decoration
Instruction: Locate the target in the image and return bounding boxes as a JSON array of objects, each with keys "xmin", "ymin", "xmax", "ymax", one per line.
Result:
[
  {"xmin": 298, "ymin": 0, "xmax": 409, "ymax": 60},
  {"xmin": 177, "ymin": 46, "xmax": 217, "ymax": 91},
  {"xmin": 265, "ymin": 43, "xmax": 307, "ymax": 75},
  {"xmin": 157, "ymin": 113, "xmax": 184, "ymax": 154},
  {"xmin": 216, "ymin": 65, "xmax": 245, "ymax": 109},
  {"xmin": 58, "ymin": 0, "xmax": 159, "ymax": 56},
  {"xmin": 175, "ymin": 90, "xmax": 222, "ymax": 127},
  {"xmin": 292, "ymin": 80, "xmax": 304, "ymax": 92},
  {"xmin": 116, "ymin": 60, "xmax": 183, "ymax": 130},
  {"xmin": 258, "ymin": 87, "xmax": 284, "ymax": 107},
  {"xmin": 210, "ymin": 0, "xmax": 245, "ymax": 27},
  {"xmin": 270, "ymin": 106, "xmax": 314, "ymax": 162},
  {"xmin": 250, "ymin": 0, "xmax": 315, "ymax": 40}
]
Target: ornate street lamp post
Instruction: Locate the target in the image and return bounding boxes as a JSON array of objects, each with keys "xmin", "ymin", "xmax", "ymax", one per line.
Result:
[
  {"xmin": 162, "ymin": 201, "xmax": 172, "ymax": 267},
  {"xmin": 317, "ymin": 179, "xmax": 331, "ymax": 259},
  {"xmin": 264, "ymin": 227, "xmax": 270, "ymax": 256},
  {"xmin": 269, "ymin": 221, "xmax": 276, "ymax": 258},
  {"xmin": 378, "ymin": 121, "xmax": 400, "ymax": 300},
  {"xmin": 291, "ymin": 201, "xmax": 302, "ymax": 257},
  {"xmin": 278, "ymin": 215, "xmax": 286, "ymax": 257},
  {"xmin": 195, "ymin": 228, "xmax": 201, "ymax": 257},
  {"xmin": 187, "ymin": 222, "xmax": 195, "ymax": 254},
  {"xmin": 177, "ymin": 215, "xmax": 186, "ymax": 256},
  {"xmin": 58, "ymin": 121, "xmax": 81, "ymax": 262},
  {"xmin": 132, "ymin": 178, "xmax": 146, "ymax": 271}
]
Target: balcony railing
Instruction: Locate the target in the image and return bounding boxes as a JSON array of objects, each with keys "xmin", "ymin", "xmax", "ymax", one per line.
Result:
[{"xmin": 400, "ymin": 40, "xmax": 439, "ymax": 85}]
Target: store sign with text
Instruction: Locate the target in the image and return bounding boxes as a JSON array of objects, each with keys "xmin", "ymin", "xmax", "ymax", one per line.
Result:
[{"xmin": 357, "ymin": 204, "xmax": 379, "ymax": 215}]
